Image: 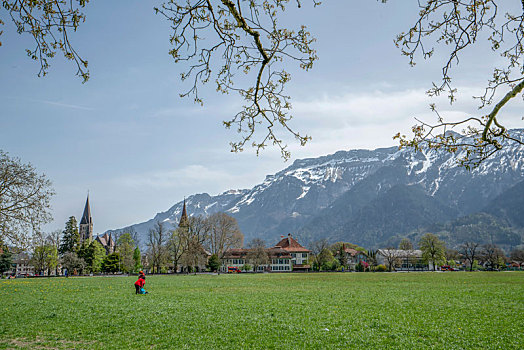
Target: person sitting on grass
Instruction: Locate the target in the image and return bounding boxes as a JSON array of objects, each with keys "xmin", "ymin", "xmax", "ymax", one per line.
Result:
[{"xmin": 134, "ymin": 275, "xmax": 146, "ymax": 294}]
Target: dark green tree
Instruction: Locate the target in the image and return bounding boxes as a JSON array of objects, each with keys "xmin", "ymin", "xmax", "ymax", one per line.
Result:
[
  {"xmin": 59, "ymin": 216, "xmax": 80, "ymax": 255},
  {"xmin": 80, "ymin": 240, "xmax": 106, "ymax": 273},
  {"xmin": 206, "ymin": 254, "xmax": 220, "ymax": 272},
  {"xmin": 102, "ymin": 253, "xmax": 121, "ymax": 273},
  {"xmin": 0, "ymin": 247, "xmax": 13, "ymax": 276}
]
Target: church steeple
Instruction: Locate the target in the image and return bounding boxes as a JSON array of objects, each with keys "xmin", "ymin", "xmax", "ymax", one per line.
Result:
[
  {"xmin": 79, "ymin": 194, "xmax": 93, "ymax": 242},
  {"xmin": 179, "ymin": 198, "xmax": 189, "ymax": 228}
]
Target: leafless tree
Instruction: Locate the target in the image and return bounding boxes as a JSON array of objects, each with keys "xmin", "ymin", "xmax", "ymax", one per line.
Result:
[
  {"xmin": 482, "ymin": 243, "xmax": 506, "ymax": 270},
  {"xmin": 460, "ymin": 241, "xmax": 480, "ymax": 272},
  {"xmin": 0, "ymin": 150, "xmax": 55, "ymax": 248},
  {"xmin": 206, "ymin": 212, "xmax": 243, "ymax": 259},
  {"xmin": 510, "ymin": 248, "xmax": 524, "ymax": 268},
  {"xmin": 181, "ymin": 216, "xmax": 211, "ymax": 273},
  {"xmin": 168, "ymin": 227, "xmax": 185, "ymax": 273},
  {"xmin": 246, "ymin": 238, "xmax": 269, "ymax": 272},
  {"xmin": 147, "ymin": 221, "xmax": 168, "ymax": 273},
  {"xmin": 310, "ymin": 238, "xmax": 330, "ymax": 271},
  {"xmin": 398, "ymin": 238, "xmax": 415, "ymax": 271},
  {"xmin": 381, "ymin": 248, "xmax": 401, "ymax": 272}
]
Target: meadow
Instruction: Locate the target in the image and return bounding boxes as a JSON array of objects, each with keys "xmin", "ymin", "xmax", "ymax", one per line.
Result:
[{"xmin": 0, "ymin": 272, "xmax": 523, "ymax": 349}]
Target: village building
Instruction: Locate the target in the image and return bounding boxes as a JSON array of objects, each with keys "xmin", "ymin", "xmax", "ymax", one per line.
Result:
[
  {"xmin": 221, "ymin": 234, "xmax": 310, "ymax": 272},
  {"xmin": 95, "ymin": 233, "xmax": 116, "ymax": 255},
  {"xmin": 377, "ymin": 249, "xmax": 432, "ymax": 271},
  {"xmin": 336, "ymin": 244, "xmax": 368, "ymax": 270},
  {"xmin": 4, "ymin": 251, "xmax": 35, "ymax": 277}
]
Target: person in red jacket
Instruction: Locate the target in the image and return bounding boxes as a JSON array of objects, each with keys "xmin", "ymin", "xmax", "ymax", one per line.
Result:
[{"xmin": 134, "ymin": 275, "xmax": 145, "ymax": 294}]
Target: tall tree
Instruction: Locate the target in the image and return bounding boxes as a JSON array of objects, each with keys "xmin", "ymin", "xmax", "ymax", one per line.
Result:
[
  {"xmin": 133, "ymin": 246, "xmax": 142, "ymax": 273},
  {"xmin": 81, "ymin": 240, "xmax": 106, "ymax": 273},
  {"xmin": 310, "ymin": 239, "xmax": 331, "ymax": 272},
  {"xmin": 399, "ymin": 238, "xmax": 414, "ymax": 251},
  {"xmin": 168, "ymin": 228, "xmax": 185, "ymax": 273},
  {"xmin": 246, "ymin": 238, "xmax": 269, "ymax": 272},
  {"xmin": 116, "ymin": 233, "xmax": 136, "ymax": 273},
  {"xmin": 181, "ymin": 216, "xmax": 211, "ymax": 273},
  {"xmin": 0, "ymin": 244, "xmax": 13, "ymax": 276},
  {"xmin": 101, "ymin": 252, "xmax": 121, "ymax": 273},
  {"xmin": 482, "ymin": 243, "xmax": 506, "ymax": 270},
  {"xmin": 147, "ymin": 221, "xmax": 168, "ymax": 274},
  {"xmin": 207, "ymin": 213, "xmax": 243, "ymax": 259},
  {"xmin": 59, "ymin": 216, "xmax": 80, "ymax": 255},
  {"xmin": 381, "ymin": 248, "xmax": 401, "ymax": 272},
  {"xmin": 47, "ymin": 230, "xmax": 62, "ymax": 275},
  {"xmin": 510, "ymin": 248, "xmax": 524, "ymax": 268},
  {"xmin": 0, "ymin": 150, "xmax": 54, "ymax": 248},
  {"xmin": 419, "ymin": 233, "xmax": 446, "ymax": 271},
  {"xmin": 460, "ymin": 241, "xmax": 480, "ymax": 272}
]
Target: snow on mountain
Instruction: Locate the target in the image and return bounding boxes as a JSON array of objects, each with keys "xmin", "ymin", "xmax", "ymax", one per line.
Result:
[{"xmin": 107, "ymin": 129, "xmax": 524, "ymax": 247}]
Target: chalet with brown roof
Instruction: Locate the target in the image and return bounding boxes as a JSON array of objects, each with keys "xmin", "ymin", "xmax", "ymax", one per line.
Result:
[
  {"xmin": 337, "ymin": 244, "xmax": 368, "ymax": 270},
  {"xmin": 221, "ymin": 234, "xmax": 310, "ymax": 272},
  {"xmin": 274, "ymin": 234, "xmax": 311, "ymax": 270}
]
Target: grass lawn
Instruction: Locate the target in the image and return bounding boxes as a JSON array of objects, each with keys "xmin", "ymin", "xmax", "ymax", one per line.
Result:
[{"xmin": 1, "ymin": 272, "xmax": 523, "ymax": 349}]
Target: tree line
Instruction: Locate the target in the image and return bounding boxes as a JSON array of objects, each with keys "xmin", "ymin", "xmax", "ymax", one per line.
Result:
[
  {"xmin": 146, "ymin": 212, "xmax": 243, "ymax": 274},
  {"xmin": 307, "ymin": 234, "xmax": 524, "ymax": 273}
]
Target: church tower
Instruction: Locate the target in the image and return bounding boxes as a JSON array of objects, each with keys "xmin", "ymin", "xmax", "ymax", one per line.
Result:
[
  {"xmin": 79, "ymin": 195, "xmax": 93, "ymax": 243},
  {"xmin": 179, "ymin": 198, "xmax": 189, "ymax": 229}
]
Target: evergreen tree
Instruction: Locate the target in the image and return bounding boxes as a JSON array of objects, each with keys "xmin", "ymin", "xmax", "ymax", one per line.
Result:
[
  {"xmin": 80, "ymin": 240, "xmax": 106, "ymax": 273},
  {"xmin": 0, "ymin": 248, "xmax": 12, "ymax": 276},
  {"xmin": 102, "ymin": 252, "xmax": 121, "ymax": 273},
  {"xmin": 206, "ymin": 254, "xmax": 220, "ymax": 272},
  {"xmin": 59, "ymin": 216, "xmax": 80, "ymax": 255},
  {"xmin": 133, "ymin": 246, "xmax": 142, "ymax": 273}
]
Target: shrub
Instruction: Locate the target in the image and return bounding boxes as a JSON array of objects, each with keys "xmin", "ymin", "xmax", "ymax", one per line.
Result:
[{"xmin": 376, "ymin": 264, "xmax": 387, "ymax": 272}]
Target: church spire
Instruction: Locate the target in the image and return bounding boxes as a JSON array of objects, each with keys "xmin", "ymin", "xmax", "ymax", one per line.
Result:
[
  {"xmin": 79, "ymin": 194, "xmax": 93, "ymax": 242},
  {"xmin": 179, "ymin": 198, "xmax": 189, "ymax": 228}
]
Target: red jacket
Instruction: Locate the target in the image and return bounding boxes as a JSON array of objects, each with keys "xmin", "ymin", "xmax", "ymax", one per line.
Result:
[{"xmin": 134, "ymin": 277, "xmax": 145, "ymax": 287}]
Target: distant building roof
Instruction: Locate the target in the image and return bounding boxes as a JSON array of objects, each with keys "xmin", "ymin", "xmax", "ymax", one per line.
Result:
[
  {"xmin": 378, "ymin": 249, "xmax": 423, "ymax": 258},
  {"xmin": 274, "ymin": 234, "xmax": 310, "ymax": 253}
]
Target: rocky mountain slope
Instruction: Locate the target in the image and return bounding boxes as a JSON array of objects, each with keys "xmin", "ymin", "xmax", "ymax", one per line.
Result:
[{"xmin": 107, "ymin": 129, "xmax": 524, "ymax": 249}]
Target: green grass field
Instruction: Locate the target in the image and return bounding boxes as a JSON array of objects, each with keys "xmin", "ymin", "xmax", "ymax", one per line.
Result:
[{"xmin": 1, "ymin": 272, "xmax": 523, "ymax": 349}]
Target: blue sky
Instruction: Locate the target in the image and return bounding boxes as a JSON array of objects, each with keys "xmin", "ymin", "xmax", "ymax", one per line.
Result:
[{"xmin": 1, "ymin": 1, "xmax": 522, "ymax": 235}]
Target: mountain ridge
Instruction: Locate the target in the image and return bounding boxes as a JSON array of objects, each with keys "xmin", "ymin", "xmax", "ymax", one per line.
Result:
[{"xmin": 106, "ymin": 129, "xmax": 524, "ymax": 249}]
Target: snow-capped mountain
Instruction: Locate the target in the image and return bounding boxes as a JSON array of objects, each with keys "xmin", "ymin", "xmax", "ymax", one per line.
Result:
[{"xmin": 107, "ymin": 129, "xmax": 524, "ymax": 248}]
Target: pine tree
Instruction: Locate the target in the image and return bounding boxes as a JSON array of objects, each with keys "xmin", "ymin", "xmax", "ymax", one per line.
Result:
[
  {"xmin": 59, "ymin": 216, "xmax": 80, "ymax": 255},
  {"xmin": 0, "ymin": 249, "xmax": 12, "ymax": 276}
]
